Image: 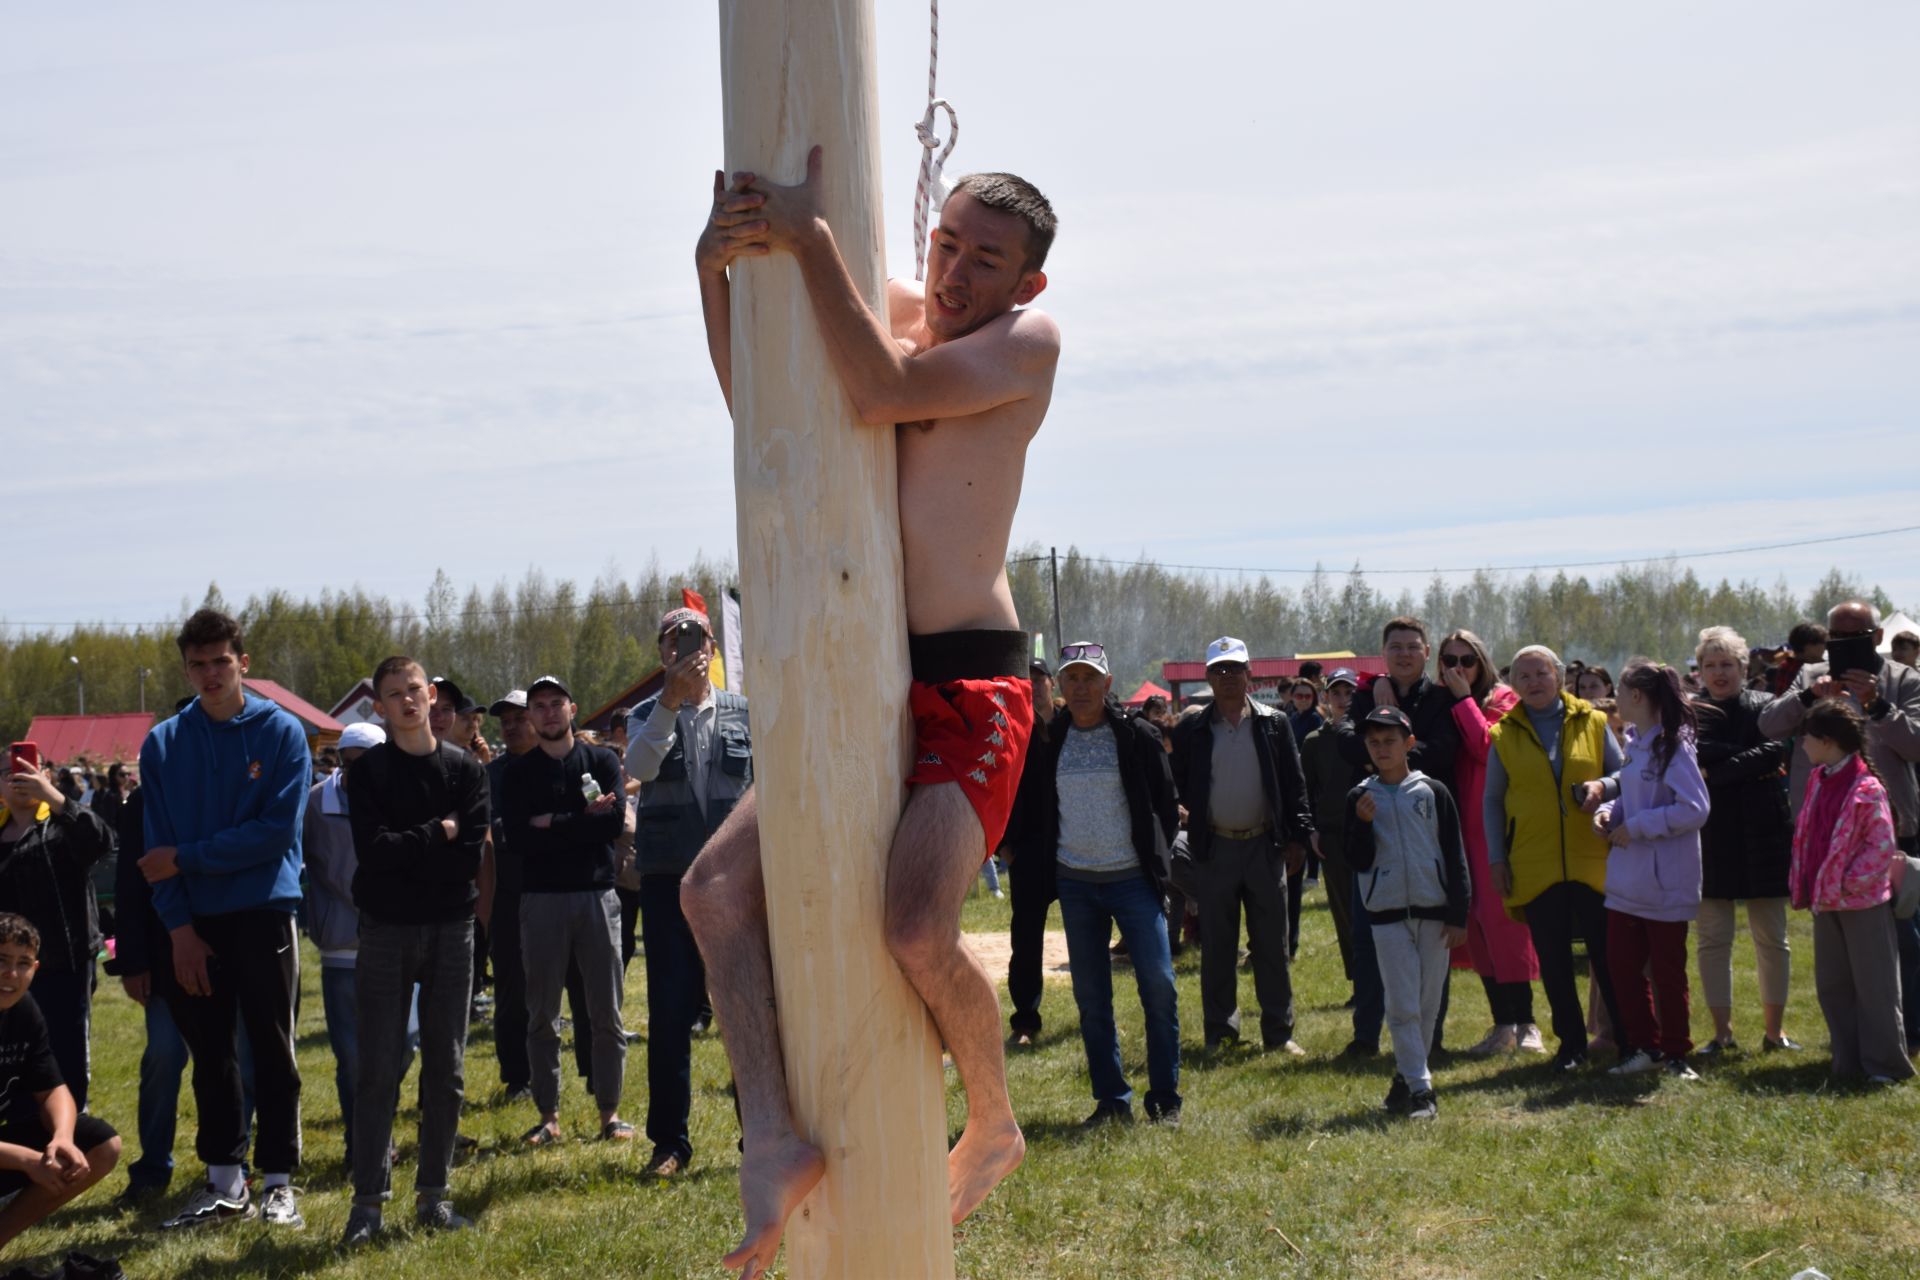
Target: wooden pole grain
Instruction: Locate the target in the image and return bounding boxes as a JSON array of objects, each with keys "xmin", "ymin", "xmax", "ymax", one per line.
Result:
[{"xmin": 718, "ymin": 2, "xmax": 957, "ymax": 1276}]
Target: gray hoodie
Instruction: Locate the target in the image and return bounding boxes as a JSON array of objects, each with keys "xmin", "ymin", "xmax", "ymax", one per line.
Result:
[{"xmin": 1343, "ymin": 770, "xmax": 1471, "ymax": 925}]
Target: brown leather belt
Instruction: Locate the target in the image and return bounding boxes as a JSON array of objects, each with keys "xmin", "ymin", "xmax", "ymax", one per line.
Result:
[{"xmin": 1209, "ymin": 821, "xmax": 1272, "ymax": 841}]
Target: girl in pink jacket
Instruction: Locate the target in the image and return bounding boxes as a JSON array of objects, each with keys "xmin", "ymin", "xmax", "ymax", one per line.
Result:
[{"xmin": 1790, "ymin": 699, "xmax": 1914, "ymax": 1083}]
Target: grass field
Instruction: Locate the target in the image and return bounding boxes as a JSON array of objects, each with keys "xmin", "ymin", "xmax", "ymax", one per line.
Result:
[{"xmin": 10, "ymin": 887, "xmax": 1920, "ymax": 1278}]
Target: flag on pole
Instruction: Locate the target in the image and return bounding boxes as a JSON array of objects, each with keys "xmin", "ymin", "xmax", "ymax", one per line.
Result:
[{"xmin": 722, "ymin": 589, "xmax": 745, "ymax": 697}]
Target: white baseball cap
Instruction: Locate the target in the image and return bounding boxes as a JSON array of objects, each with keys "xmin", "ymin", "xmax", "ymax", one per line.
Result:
[
  {"xmin": 338, "ymin": 723, "xmax": 387, "ymax": 751},
  {"xmin": 1058, "ymin": 640, "xmax": 1110, "ymax": 676},
  {"xmin": 1206, "ymin": 637, "xmax": 1251, "ymax": 668}
]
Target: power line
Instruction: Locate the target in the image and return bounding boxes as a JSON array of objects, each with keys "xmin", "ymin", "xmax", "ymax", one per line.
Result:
[{"xmin": 1018, "ymin": 522, "xmax": 1920, "ymax": 578}]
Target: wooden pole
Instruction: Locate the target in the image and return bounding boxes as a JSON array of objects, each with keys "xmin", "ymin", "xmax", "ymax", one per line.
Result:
[{"xmin": 718, "ymin": 3, "xmax": 957, "ymax": 1277}]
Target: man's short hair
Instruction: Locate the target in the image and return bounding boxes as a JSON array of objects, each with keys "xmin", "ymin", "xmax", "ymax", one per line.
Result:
[
  {"xmin": 949, "ymin": 172, "xmax": 1057, "ymax": 272},
  {"xmin": 176, "ymin": 607, "xmax": 244, "ymax": 657},
  {"xmin": 1787, "ymin": 621, "xmax": 1828, "ymax": 651},
  {"xmin": 372, "ymin": 655, "xmax": 425, "ymax": 697},
  {"xmin": 1894, "ymin": 631, "xmax": 1920, "ymax": 650},
  {"xmin": 0, "ymin": 913, "xmax": 40, "ymax": 952},
  {"xmin": 611, "ymin": 707, "xmax": 632, "ymax": 724},
  {"xmin": 1381, "ymin": 616, "xmax": 1429, "ymax": 646}
]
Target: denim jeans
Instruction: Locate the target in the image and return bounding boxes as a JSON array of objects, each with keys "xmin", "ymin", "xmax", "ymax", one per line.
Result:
[
  {"xmin": 321, "ymin": 962, "xmax": 419, "ymax": 1164},
  {"xmin": 351, "ymin": 918, "xmax": 474, "ymax": 1206},
  {"xmin": 1348, "ymin": 870, "xmax": 1385, "ymax": 1049},
  {"xmin": 640, "ymin": 874, "xmax": 706, "ymax": 1162},
  {"xmin": 126, "ymin": 996, "xmax": 259, "ymax": 1189},
  {"xmin": 1057, "ymin": 873, "xmax": 1181, "ymax": 1113}
]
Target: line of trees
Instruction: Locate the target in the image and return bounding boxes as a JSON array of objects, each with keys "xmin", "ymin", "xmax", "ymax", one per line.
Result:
[{"xmin": 2, "ymin": 547, "xmax": 1900, "ymax": 752}]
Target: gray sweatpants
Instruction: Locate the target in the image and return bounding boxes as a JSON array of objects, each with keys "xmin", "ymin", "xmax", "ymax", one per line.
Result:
[
  {"xmin": 1373, "ymin": 916, "xmax": 1450, "ymax": 1094},
  {"xmin": 1812, "ymin": 903, "xmax": 1915, "ymax": 1081},
  {"xmin": 521, "ymin": 889, "xmax": 628, "ymax": 1116}
]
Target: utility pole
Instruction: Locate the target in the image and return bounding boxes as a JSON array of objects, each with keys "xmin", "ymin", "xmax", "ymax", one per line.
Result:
[
  {"xmin": 1049, "ymin": 545, "xmax": 1064, "ymax": 655},
  {"xmin": 137, "ymin": 666, "xmax": 151, "ymax": 713},
  {"xmin": 69, "ymin": 656, "xmax": 84, "ymax": 715}
]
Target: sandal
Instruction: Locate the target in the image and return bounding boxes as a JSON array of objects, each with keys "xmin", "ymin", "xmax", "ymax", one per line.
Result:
[
  {"xmin": 521, "ymin": 1122, "xmax": 564, "ymax": 1148},
  {"xmin": 600, "ymin": 1120, "xmax": 636, "ymax": 1142}
]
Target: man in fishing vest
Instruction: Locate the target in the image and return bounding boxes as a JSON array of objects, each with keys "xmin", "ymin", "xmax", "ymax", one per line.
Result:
[{"xmin": 625, "ymin": 605, "xmax": 752, "ymax": 1180}]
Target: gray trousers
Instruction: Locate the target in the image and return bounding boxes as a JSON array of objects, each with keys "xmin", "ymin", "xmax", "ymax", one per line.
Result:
[
  {"xmin": 1193, "ymin": 833, "xmax": 1294, "ymax": 1047},
  {"xmin": 1697, "ymin": 896, "xmax": 1790, "ymax": 1010},
  {"xmin": 1813, "ymin": 903, "xmax": 1916, "ymax": 1081},
  {"xmin": 522, "ymin": 889, "xmax": 627, "ymax": 1115},
  {"xmin": 352, "ymin": 917, "xmax": 473, "ymax": 1206},
  {"xmin": 1373, "ymin": 917, "xmax": 1450, "ymax": 1093}
]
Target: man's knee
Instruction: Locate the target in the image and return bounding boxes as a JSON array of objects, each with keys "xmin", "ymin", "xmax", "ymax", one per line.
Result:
[{"xmin": 884, "ymin": 895, "xmax": 954, "ymax": 975}]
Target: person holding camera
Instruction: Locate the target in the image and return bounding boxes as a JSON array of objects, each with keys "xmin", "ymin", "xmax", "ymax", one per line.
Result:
[{"xmin": 623, "ymin": 606, "xmax": 751, "ymax": 1180}]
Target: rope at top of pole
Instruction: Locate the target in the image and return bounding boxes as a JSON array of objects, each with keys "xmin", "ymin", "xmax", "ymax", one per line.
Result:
[{"xmin": 912, "ymin": 0, "xmax": 958, "ymax": 282}]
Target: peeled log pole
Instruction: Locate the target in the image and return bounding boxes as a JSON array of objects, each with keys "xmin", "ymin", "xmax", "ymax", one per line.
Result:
[{"xmin": 719, "ymin": 3, "xmax": 958, "ymax": 1277}]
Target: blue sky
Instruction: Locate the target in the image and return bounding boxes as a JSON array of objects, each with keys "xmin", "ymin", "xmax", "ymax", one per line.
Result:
[{"xmin": 5, "ymin": 2, "xmax": 1918, "ymax": 631}]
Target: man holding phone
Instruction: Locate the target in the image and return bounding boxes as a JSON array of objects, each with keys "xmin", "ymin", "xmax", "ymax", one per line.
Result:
[
  {"xmin": 624, "ymin": 606, "xmax": 751, "ymax": 1180},
  {"xmin": 1761, "ymin": 599, "xmax": 1920, "ymax": 1048}
]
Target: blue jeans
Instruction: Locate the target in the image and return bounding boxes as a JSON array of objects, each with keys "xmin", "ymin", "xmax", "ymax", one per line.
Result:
[
  {"xmin": 1348, "ymin": 870, "xmax": 1385, "ymax": 1050},
  {"xmin": 127, "ymin": 996, "xmax": 257, "ymax": 1190},
  {"xmin": 1057, "ymin": 874, "xmax": 1181, "ymax": 1114},
  {"xmin": 321, "ymin": 961, "xmax": 421, "ymax": 1164}
]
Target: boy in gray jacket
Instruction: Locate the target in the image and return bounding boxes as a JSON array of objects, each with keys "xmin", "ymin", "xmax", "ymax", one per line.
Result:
[{"xmin": 1345, "ymin": 707, "xmax": 1471, "ymax": 1119}]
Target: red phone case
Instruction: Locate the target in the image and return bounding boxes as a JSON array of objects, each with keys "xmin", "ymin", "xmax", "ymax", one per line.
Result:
[{"xmin": 9, "ymin": 741, "xmax": 40, "ymax": 772}]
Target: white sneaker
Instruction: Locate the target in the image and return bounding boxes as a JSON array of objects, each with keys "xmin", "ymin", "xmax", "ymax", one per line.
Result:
[
  {"xmin": 260, "ymin": 1183, "xmax": 305, "ymax": 1229},
  {"xmin": 1517, "ymin": 1024, "xmax": 1547, "ymax": 1054},
  {"xmin": 1608, "ymin": 1049, "xmax": 1661, "ymax": 1076},
  {"xmin": 1465, "ymin": 1024, "xmax": 1519, "ymax": 1055},
  {"xmin": 159, "ymin": 1182, "xmax": 256, "ymax": 1230}
]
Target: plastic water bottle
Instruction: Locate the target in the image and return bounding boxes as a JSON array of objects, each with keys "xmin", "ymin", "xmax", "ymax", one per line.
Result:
[{"xmin": 580, "ymin": 773, "xmax": 603, "ymax": 803}]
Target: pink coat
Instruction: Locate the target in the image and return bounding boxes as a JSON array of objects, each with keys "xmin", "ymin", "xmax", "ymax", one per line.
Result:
[
  {"xmin": 1790, "ymin": 767, "xmax": 1898, "ymax": 914},
  {"xmin": 1451, "ymin": 685, "xmax": 1540, "ymax": 982}
]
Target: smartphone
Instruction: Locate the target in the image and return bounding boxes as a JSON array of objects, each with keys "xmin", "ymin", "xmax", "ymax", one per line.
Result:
[
  {"xmin": 674, "ymin": 619, "xmax": 706, "ymax": 662},
  {"xmin": 1826, "ymin": 634, "xmax": 1884, "ymax": 681},
  {"xmin": 8, "ymin": 741, "xmax": 40, "ymax": 773}
]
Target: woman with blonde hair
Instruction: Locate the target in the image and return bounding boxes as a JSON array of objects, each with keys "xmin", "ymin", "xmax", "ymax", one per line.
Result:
[{"xmin": 1692, "ymin": 625, "xmax": 1798, "ymax": 1055}]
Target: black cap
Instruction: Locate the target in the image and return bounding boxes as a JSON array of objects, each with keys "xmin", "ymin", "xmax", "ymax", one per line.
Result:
[
  {"xmin": 1363, "ymin": 706, "xmax": 1413, "ymax": 733},
  {"xmin": 526, "ymin": 674, "xmax": 571, "ymax": 700},
  {"xmin": 1030, "ymin": 656, "xmax": 1053, "ymax": 678},
  {"xmin": 431, "ymin": 676, "xmax": 480, "ymax": 715}
]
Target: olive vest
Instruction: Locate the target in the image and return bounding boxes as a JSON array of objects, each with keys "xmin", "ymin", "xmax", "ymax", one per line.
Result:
[{"xmin": 1489, "ymin": 691, "xmax": 1611, "ymax": 919}]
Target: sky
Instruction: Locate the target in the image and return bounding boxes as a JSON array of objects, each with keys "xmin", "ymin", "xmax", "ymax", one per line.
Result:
[{"xmin": 6, "ymin": 1, "xmax": 1919, "ymax": 633}]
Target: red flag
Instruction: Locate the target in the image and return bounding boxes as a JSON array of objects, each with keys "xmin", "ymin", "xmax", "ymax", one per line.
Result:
[{"xmin": 682, "ymin": 587, "xmax": 709, "ymax": 616}]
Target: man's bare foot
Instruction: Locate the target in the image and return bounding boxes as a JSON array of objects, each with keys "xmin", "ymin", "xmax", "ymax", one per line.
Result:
[
  {"xmin": 947, "ymin": 1118, "xmax": 1025, "ymax": 1225},
  {"xmin": 722, "ymin": 1133, "xmax": 826, "ymax": 1280}
]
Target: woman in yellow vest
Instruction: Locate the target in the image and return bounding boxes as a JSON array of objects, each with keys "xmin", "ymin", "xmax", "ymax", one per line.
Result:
[{"xmin": 1485, "ymin": 646, "xmax": 1626, "ymax": 1072}]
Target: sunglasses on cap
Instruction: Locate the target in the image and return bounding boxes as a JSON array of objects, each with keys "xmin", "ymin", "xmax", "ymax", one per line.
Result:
[
  {"xmin": 1059, "ymin": 642, "xmax": 1106, "ymax": 662},
  {"xmin": 1439, "ymin": 653, "xmax": 1479, "ymax": 669}
]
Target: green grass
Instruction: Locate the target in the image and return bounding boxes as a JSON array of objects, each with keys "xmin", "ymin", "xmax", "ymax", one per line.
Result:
[{"xmin": 12, "ymin": 888, "xmax": 1920, "ymax": 1278}]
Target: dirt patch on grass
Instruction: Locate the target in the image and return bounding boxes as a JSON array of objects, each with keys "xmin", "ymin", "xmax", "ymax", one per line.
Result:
[{"xmin": 965, "ymin": 929, "xmax": 1071, "ymax": 979}]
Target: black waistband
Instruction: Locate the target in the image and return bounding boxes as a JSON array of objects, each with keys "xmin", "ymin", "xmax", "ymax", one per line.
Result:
[
  {"xmin": 909, "ymin": 630, "xmax": 1030, "ymax": 684},
  {"xmin": 1367, "ymin": 905, "xmax": 1449, "ymax": 925}
]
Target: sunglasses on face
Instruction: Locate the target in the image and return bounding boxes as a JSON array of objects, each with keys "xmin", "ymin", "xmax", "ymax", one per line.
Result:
[
  {"xmin": 1439, "ymin": 653, "xmax": 1478, "ymax": 669},
  {"xmin": 1059, "ymin": 642, "xmax": 1106, "ymax": 662}
]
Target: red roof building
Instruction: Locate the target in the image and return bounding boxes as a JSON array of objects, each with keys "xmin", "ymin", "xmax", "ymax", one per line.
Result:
[
  {"xmin": 21, "ymin": 714, "xmax": 155, "ymax": 766},
  {"xmin": 243, "ymin": 678, "xmax": 345, "ymax": 743}
]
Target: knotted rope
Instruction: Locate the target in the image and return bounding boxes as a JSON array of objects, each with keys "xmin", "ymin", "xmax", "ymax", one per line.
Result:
[{"xmin": 912, "ymin": 0, "xmax": 958, "ymax": 282}]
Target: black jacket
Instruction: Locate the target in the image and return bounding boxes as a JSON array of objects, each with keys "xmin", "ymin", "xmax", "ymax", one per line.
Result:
[
  {"xmin": 1170, "ymin": 699, "xmax": 1314, "ymax": 861},
  {"xmin": 1334, "ymin": 674, "xmax": 1463, "ymax": 786},
  {"xmin": 501, "ymin": 739, "xmax": 626, "ymax": 894},
  {"xmin": 1016, "ymin": 703, "xmax": 1179, "ymax": 891},
  {"xmin": 0, "ymin": 797, "xmax": 111, "ymax": 974},
  {"xmin": 346, "ymin": 740, "xmax": 491, "ymax": 924},
  {"xmin": 1694, "ymin": 689, "xmax": 1793, "ymax": 900}
]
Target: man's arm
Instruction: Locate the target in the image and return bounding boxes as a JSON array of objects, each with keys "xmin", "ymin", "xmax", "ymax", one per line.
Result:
[
  {"xmin": 174, "ymin": 721, "xmax": 309, "ymax": 877},
  {"xmin": 1758, "ymin": 663, "xmax": 1815, "ymax": 740},
  {"xmin": 1868, "ymin": 665, "xmax": 1920, "ymax": 763},
  {"xmin": 696, "ymin": 169, "xmax": 774, "ymax": 414}
]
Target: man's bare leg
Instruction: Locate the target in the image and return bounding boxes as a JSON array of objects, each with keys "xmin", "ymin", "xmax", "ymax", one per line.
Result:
[
  {"xmin": 680, "ymin": 791, "xmax": 825, "ymax": 1279},
  {"xmin": 883, "ymin": 782, "xmax": 1025, "ymax": 1225}
]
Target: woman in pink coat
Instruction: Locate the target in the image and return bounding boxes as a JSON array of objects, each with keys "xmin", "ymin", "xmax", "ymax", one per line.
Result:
[{"xmin": 1440, "ymin": 629, "xmax": 1545, "ymax": 1055}]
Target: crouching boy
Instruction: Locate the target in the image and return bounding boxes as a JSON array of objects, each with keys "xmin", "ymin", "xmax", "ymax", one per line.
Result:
[
  {"xmin": 0, "ymin": 913, "xmax": 121, "ymax": 1255},
  {"xmin": 1344, "ymin": 708, "xmax": 1470, "ymax": 1120}
]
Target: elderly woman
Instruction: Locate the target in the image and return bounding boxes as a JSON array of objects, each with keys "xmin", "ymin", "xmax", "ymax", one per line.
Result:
[
  {"xmin": 1485, "ymin": 645, "xmax": 1625, "ymax": 1070},
  {"xmin": 1438, "ymin": 630, "xmax": 1543, "ymax": 1056},
  {"xmin": 1692, "ymin": 625, "xmax": 1797, "ymax": 1055}
]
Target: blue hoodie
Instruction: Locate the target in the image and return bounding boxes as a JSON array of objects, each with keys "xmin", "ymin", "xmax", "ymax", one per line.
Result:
[{"xmin": 139, "ymin": 693, "xmax": 309, "ymax": 930}]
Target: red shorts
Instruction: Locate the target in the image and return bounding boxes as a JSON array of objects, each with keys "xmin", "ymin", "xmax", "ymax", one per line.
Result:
[{"xmin": 904, "ymin": 632, "xmax": 1035, "ymax": 859}]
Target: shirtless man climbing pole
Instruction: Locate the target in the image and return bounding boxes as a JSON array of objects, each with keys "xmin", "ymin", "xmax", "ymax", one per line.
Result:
[{"xmin": 686, "ymin": 147, "xmax": 1060, "ymax": 1278}]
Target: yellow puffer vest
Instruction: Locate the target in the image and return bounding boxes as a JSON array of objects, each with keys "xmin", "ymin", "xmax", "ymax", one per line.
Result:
[{"xmin": 1489, "ymin": 691, "xmax": 1611, "ymax": 919}]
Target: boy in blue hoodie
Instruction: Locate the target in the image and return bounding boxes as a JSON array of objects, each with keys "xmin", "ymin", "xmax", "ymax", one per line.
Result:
[
  {"xmin": 137, "ymin": 608, "xmax": 309, "ymax": 1230},
  {"xmin": 1344, "ymin": 707, "xmax": 1471, "ymax": 1120}
]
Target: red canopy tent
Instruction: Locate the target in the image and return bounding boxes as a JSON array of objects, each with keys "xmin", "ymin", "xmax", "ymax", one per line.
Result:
[{"xmin": 1123, "ymin": 679, "xmax": 1171, "ymax": 707}]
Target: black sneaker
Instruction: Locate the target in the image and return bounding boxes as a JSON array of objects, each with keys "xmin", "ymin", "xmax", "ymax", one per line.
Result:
[
  {"xmin": 1697, "ymin": 1038, "xmax": 1738, "ymax": 1060},
  {"xmin": 113, "ymin": 1181, "xmax": 167, "ymax": 1211},
  {"xmin": 338, "ymin": 1205, "xmax": 382, "ymax": 1249},
  {"xmin": 1081, "ymin": 1101, "xmax": 1134, "ymax": 1128},
  {"xmin": 159, "ymin": 1182, "xmax": 255, "ymax": 1230},
  {"xmin": 1762, "ymin": 1035, "xmax": 1803, "ymax": 1053},
  {"xmin": 1382, "ymin": 1073, "xmax": 1410, "ymax": 1115},
  {"xmin": 1406, "ymin": 1090, "xmax": 1438, "ymax": 1120},
  {"xmin": 1144, "ymin": 1099, "xmax": 1183, "ymax": 1127},
  {"xmin": 59, "ymin": 1254, "xmax": 127, "ymax": 1280},
  {"xmin": 416, "ymin": 1199, "xmax": 473, "ymax": 1231},
  {"xmin": 1340, "ymin": 1039, "xmax": 1379, "ymax": 1060},
  {"xmin": 1550, "ymin": 1050, "xmax": 1587, "ymax": 1075}
]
